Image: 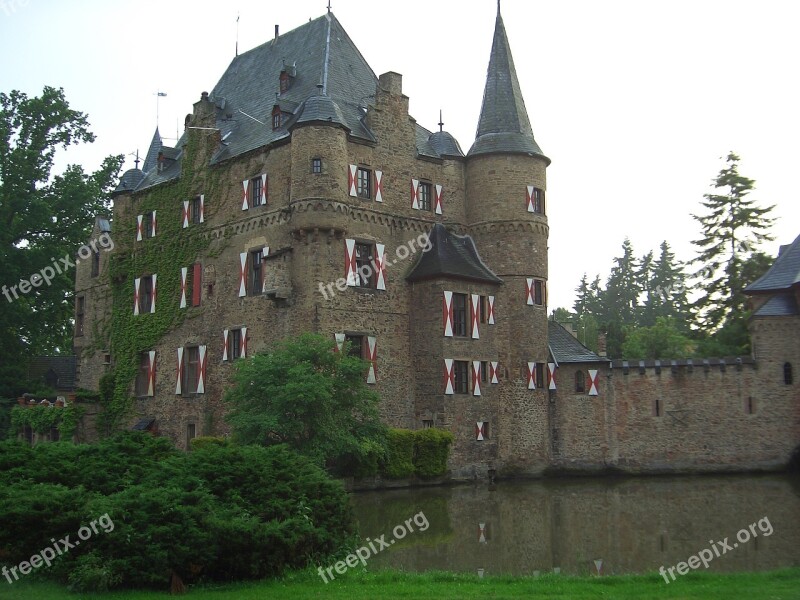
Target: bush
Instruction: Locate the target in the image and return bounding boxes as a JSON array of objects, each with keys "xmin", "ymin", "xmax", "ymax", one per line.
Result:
[
  {"xmin": 413, "ymin": 428, "xmax": 453, "ymax": 478},
  {"xmin": 383, "ymin": 429, "xmax": 415, "ymax": 479},
  {"xmin": 190, "ymin": 435, "xmax": 229, "ymax": 451}
]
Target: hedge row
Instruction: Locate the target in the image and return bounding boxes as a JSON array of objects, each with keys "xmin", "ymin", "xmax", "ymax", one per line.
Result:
[{"xmin": 382, "ymin": 428, "xmax": 454, "ymax": 479}]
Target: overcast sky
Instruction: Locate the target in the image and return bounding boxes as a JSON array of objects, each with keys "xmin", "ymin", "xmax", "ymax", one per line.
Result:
[{"xmin": 2, "ymin": 0, "xmax": 798, "ymax": 310}]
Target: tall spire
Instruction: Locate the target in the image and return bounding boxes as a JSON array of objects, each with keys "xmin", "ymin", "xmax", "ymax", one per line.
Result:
[{"xmin": 468, "ymin": 7, "xmax": 547, "ymax": 160}]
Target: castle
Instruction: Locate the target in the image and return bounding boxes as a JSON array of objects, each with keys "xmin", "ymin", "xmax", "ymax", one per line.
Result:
[{"xmin": 72, "ymin": 6, "xmax": 799, "ymax": 477}]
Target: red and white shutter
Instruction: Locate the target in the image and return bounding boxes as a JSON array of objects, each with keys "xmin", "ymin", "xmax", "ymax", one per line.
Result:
[
  {"xmin": 334, "ymin": 333, "xmax": 345, "ymax": 353},
  {"xmin": 241, "ymin": 179, "xmax": 250, "ymax": 210},
  {"xmin": 197, "ymin": 345, "xmax": 207, "ymax": 394},
  {"xmin": 366, "ymin": 336, "xmax": 377, "ymax": 384},
  {"xmin": 151, "ymin": 211, "xmax": 157, "ymax": 237},
  {"xmin": 199, "ymin": 194, "xmax": 205, "ymax": 223},
  {"xmin": 175, "ymin": 347, "xmax": 184, "ymax": 395},
  {"xmin": 261, "ymin": 246, "xmax": 270, "ymax": 293},
  {"xmin": 374, "ymin": 170, "xmax": 383, "ymax": 202},
  {"xmin": 476, "ymin": 422, "xmax": 485, "ymax": 441},
  {"xmin": 479, "ymin": 523, "xmax": 487, "ymax": 543},
  {"xmin": 240, "ymin": 327, "xmax": 247, "ymax": 359},
  {"xmin": 136, "ymin": 215, "xmax": 143, "ymax": 241},
  {"xmin": 147, "ymin": 350, "xmax": 156, "ymax": 397},
  {"xmin": 411, "ymin": 178, "xmax": 419, "ymax": 209},
  {"xmin": 548, "ymin": 363, "xmax": 557, "ymax": 390},
  {"xmin": 490, "ymin": 361, "xmax": 499, "ymax": 384},
  {"xmin": 150, "ymin": 274, "xmax": 157, "ymax": 313},
  {"xmin": 375, "ymin": 243, "xmax": 387, "ymax": 290},
  {"xmin": 443, "ymin": 359, "xmax": 455, "ymax": 395},
  {"xmin": 526, "ymin": 278, "xmax": 534, "ymax": 305},
  {"xmin": 222, "ymin": 329, "xmax": 230, "ymax": 361},
  {"xmin": 345, "ymin": 239, "xmax": 357, "ymax": 286},
  {"xmin": 182, "ymin": 201, "xmax": 190, "ymax": 228},
  {"xmin": 443, "ymin": 291, "xmax": 454, "ymax": 337},
  {"xmin": 471, "ymin": 294, "xmax": 480, "ymax": 339},
  {"xmin": 192, "ymin": 263, "xmax": 202, "ymax": 306},
  {"xmin": 133, "ymin": 278, "xmax": 140, "ymax": 315},
  {"xmin": 348, "ymin": 164, "xmax": 358, "ymax": 197},
  {"xmin": 588, "ymin": 369, "xmax": 599, "ymax": 396},
  {"xmin": 472, "ymin": 361, "xmax": 482, "ymax": 396},
  {"xmin": 526, "ymin": 185, "xmax": 535, "ymax": 213},
  {"xmin": 179, "ymin": 267, "xmax": 188, "ymax": 308},
  {"xmin": 260, "ymin": 174, "xmax": 268, "ymax": 205},
  {"xmin": 238, "ymin": 252, "xmax": 247, "ymax": 297},
  {"xmin": 488, "ymin": 295, "xmax": 496, "ymax": 324},
  {"xmin": 527, "ymin": 362, "xmax": 536, "ymax": 390},
  {"xmin": 434, "ymin": 184, "xmax": 443, "ymax": 214}
]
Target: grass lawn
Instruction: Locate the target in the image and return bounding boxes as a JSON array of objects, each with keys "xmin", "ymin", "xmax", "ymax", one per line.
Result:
[{"xmin": 1, "ymin": 568, "xmax": 799, "ymax": 600}]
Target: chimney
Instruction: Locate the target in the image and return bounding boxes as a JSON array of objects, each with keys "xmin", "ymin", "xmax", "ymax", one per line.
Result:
[
  {"xmin": 597, "ymin": 333, "xmax": 607, "ymax": 357},
  {"xmin": 274, "ymin": 25, "xmax": 279, "ymax": 40}
]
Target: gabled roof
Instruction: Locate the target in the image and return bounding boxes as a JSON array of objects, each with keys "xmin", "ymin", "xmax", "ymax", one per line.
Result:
[
  {"xmin": 406, "ymin": 224, "xmax": 501, "ymax": 284},
  {"xmin": 745, "ymin": 234, "xmax": 800, "ymax": 293},
  {"xmin": 28, "ymin": 356, "xmax": 77, "ymax": 391},
  {"xmin": 753, "ymin": 293, "xmax": 798, "ymax": 317},
  {"xmin": 548, "ymin": 321, "xmax": 607, "ymax": 364},
  {"xmin": 468, "ymin": 7, "xmax": 548, "ymax": 160}
]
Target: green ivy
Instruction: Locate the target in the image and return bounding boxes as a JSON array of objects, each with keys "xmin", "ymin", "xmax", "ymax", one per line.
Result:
[{"xmin": 10, "ymin": 404, "xmax": 85, "ymax": 438}]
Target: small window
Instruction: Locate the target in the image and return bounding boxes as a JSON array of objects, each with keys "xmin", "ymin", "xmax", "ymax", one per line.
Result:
[
  {"xmin": 418, "ymin": 182, "xmax": 432, "ymax": 211},
  {"xmin": 453, "ymin": 360, "xmax": 469, "ymax": 394},
  {"xmin": 183, "ymin": 346, "xmax": 200, "ymax": 395},
  {"xmin": 344, "ymin": 334, "xmax": 365, "ymax": 359},
  {"xmin": 532, "ymin": 187, "xmax": 545, "ymax": 214},
  {"xmin": 190, "ymin": 263, "xmax": 202, "ymax": 307},
  {"xmin": 143, "ymin": 212, "xmax": 154, "ymax": 238},
  {"xmin": 230, "ymin": 328, "xmax": 243, "ymax": 360},
  {"xmin": 535, "ymin": 363, "xmax": 545, "ymax": 388},
  {"xmin": 422, "ymin": 419, "xmax": 434, "ymax": 429},
  {"xmin": 279, "ymin": 71, "xmax": 290, "ymax": 94},
  {"xmin": 75, "ymin": 296, "xmax": 85, "ymax": 337},
  {"xmin": 190, "ymin": 196, "xmax": 202, "ymax": 224},
  {"xmin": 784, "ymin": 362, "xmax": 793, "ymax": 385},
  {"xmin": 272, "ymin": 106, "xmax": 282, "ymax": 130},
  {"xmin": 91, "ymin": 250, "xmax": 100, "ymax": 277},
  {"xmin": 452, "ymin": 293, "xmax": 468, "ymax": 337},
  {"xmin": 135, "ymin": 352, "xmax": 150, "ymax": 397},
  {"xmin": 575, "ymin": 370, "xmax": 585, "ymax": 393},
  {"xmin": 186, "ymin": 423, "xmax": 196, "ymax": 450},
  {"xmin": 49, "ymin": 426, "xmax": 60, "ymax": 442},
  {"xmin": 139, "ymin": 275, "xmax": 153, "ymax": 313},
  {"xmin": 653, "ymin": 397, "xmax": 663, "ymax": 417},
  {"xmin": 250, "ymin": 176, "xmax": 264, "ymax": 207},
  {"xmin": 479, "ymin": 296, "xmax": 488, "ymax": 324},
  {"xmin": 534, "ymin": 279, "xmax": 545, "ymax": 306},
  {"xmin": 354, "ymin": 243, "xmax": 375, "ymax": 288},
  {"xmin": 357, "ymin": 167, "xmax": 371, "ymax": 199},
  {"xmin": 311, "ymin": 158, "xmax": 322, "ymax": 174},
  {"xmin": 744, "ymin": 396, "xmax": 755, "ymax": 415},
  {"xmin": 248, "ymin": 249, "xmax": 263, "ymax": 296},
  {"xmin": 480, "ymin": 361, "xmax": 488, "ymax": 383}
]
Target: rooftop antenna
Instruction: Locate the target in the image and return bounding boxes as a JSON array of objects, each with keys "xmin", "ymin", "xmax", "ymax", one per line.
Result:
[
  {"xmin": 438, "ymin": 109, "xmax": 444, "ymax": 132},
  {"xmin": 235, "ymin": 12, "xmax": 240, "ymax": 56},
  {"xmin": 153, "ymin": 91, "xmax": 167, "ymax": 129}
]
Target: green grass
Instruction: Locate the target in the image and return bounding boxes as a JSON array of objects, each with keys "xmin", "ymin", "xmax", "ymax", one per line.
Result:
[{"xmin": 1, "ymin": 568, "xmax": 799, "ymax": 600}]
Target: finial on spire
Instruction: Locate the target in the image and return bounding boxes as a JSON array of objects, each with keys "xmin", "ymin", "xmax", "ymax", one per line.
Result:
[
  {"xmin": 327, "ymin": 0, "xmax": 331, "ymax": 13},
  {"xmin": 497, "ymin": 0, "xmax": 501, "ymax": 16},
  {"xmin": 133, "ymin": 149, "xmax": 140, "ymax": 170},
  {"xmin": 438, "ymin": 109, "xmax": 444, "ymax": 132}
]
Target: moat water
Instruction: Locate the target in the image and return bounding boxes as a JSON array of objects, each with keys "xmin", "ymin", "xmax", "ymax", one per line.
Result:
[{"xmin": 350, "ymin": 474, "xmax": 800, "ymax": 576}]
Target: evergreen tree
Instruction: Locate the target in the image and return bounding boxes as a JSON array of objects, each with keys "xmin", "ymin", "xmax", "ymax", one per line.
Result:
[
  {"xmin": 648, "ymin": 241, "xmax": 691, "ymax": 330},
  {"xmin": 601, "ymin": 238, "xmax": 640, "ymax": 357}
]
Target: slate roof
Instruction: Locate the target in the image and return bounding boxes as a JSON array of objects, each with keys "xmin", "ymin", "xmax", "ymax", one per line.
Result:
[
  {"xmin": 548, "ymin": 321, "xmax": 607, "ymax": 364},
  {"xmin": 406, "ymin": 224, "xmax": 501, "ymax": 284},
  {"xmin": 745, "ymin": 234, "xmax": 800, "ymax": 293},
  {"xmin": 141, "ymin": 127, "xmax": 163, "ymax": 174},
  {"xmin": 28, "ymin": 356, "xmax": 77, "ymax": 391},
  {"xmin": 468, "ymin": 8, "xmax": 548, "ymax": 161},
  {"xmin": 429, "ymin": 130, "xmax": 465, "ymax": 158},
  {"xmin": 753, "ymin": 293, "xmax": 799, "ymax": 317}
]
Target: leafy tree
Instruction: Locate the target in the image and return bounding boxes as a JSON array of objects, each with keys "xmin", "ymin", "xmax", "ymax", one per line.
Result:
[
  {"xmin": 224, "ymin": 333, "xmax": 386, "ymax": 467},
  {"xmin": 621, "ymin": 317, "xmax": 695, "ymax": 359},
  {"xmin": 691, "ymin": 152, "xmax": 775, "ymax": 331},
  {"xmin": 0, "ymin": 87, "xmax": 122, "ymax": 397}
]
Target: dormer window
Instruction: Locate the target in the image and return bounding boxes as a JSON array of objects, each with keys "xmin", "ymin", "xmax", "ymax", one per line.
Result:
[{"xmin": 272, "ymin": 105, "xmax": 282, "ymax": 130}]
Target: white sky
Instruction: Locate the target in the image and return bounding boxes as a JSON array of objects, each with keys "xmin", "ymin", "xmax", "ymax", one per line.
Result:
[{"xmin": 2, "ymin": 0, "xmax": 798, "ymax": 310}]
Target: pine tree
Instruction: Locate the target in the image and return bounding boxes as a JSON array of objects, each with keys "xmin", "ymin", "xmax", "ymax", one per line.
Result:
[
  {"xmin": 601, "ymin": 238, "xmax": 640, "ymax": 356},
  {"xmin": 648, "ymin": 241, "xmax": 691, "ymax": 330}
]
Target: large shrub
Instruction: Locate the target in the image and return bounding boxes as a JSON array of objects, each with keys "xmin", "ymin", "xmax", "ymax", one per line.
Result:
[
  {"xmin": 383, "ymin": 429, "xmax": 415, "ymax": 479},
  {"xmin": 413, "ymin": 428, "xmax": 454, "ymax": 478}
]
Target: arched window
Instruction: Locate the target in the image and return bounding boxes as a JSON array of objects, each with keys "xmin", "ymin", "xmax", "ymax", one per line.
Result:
[
  {"xmin": 784, "ymin": 362, "xmax": 793, "ymax": 385},
  {"xmin": 575, "ymin": 370, "xmax": 585, "ymax": 393}
]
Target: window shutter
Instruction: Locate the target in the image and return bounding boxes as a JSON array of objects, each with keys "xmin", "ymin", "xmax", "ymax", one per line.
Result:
[
  {"xmin": 366, "ymin": 336, "xmax": 377, "ymax": 384},
  {"xmin": 526, "ymin": 278, "xmax": 534, "ymax": 305},
  {"xmin": 133, "ymin": 278, "xmax": 140, "ymax": 315},
  {"xmin": 527, "ymin": 362, "xmax": 536, "ymax": 390},
  {"xmin": 238, "ymin": 252, "xmax": 247, "ymax": 297},
  {"xmin": 150, "ymin": 274, "xmax": 157, "ymax": 313},
  {"xmin": 476, "ymin": 422, "xmax": 485, "ymax": 441},
  {"xmin": 490, "ymin": 361, "xmax": 499, "ymax": 384},
  {"xmin": 180, "ymin": 267, "xmax": 188, "ymax": 308},
  {"xmin": 375, "ymin": 243, "xmax": 386, "ymax": 290},
  {"xmin": 411, "ymin": 178, "xmax": 419, "ymax": 209},
  {"xmin": 345, "ymin": 239, "xmax": 357, "ymax": 286},
  {"xmin": 261, "ymin": 174, "xmax": 268, "ymax": 205},
  {"xmin": 147, "ymin": 350, "xmax": 156, "ymax": 397},
  {"xmin": 182, "ymin": 201, "xmax": 190, "ymax": 228},
  {"xmin": 151, "ymin": 211, "xmax": 157, "ymax": 237},
  {"xmin": 261, "ymin": 246, "xmax": 270, "ymax": 292},
  {"xmin": 199, "ymin": 194, "xmax": 205, "ymax": 223},
  {"xmin": 240, "ymin": 327, "xmax": 247, "ymax": 359},
  {"xmin": 241, "ymin": 179, "xmax": 250, "ymax": 210},
  {"xmin": 526, "ymin": 185, "xmax": 534, "ymax": 213},
  {"xmin": 197, "ymin": 345, "xmax": 207, "ymax": 394},
  {"xmin": 548, "ymin": 363, "xmax": 557, "ymax": 390},
  {"xmin": 443, "ymin": 291, "xmax": 454, "ymax": 337},
  {"xmin": 434, "ymin": 184, "xmax": 443, "ymax": 214},
  {"xmin": 192, "ymin": 263, "xmax": 202, "ymax": 306},
  {"xmin": 472, "ymin": 361, "xmax": 482, "ymax": 396},
  {"xmin": 222, "ymin": 329, "xmax": 229, "ymax": 361},
  {"xmin": 374, "ymin": 170, "xmax": 383, "ymax": 202},
  {"xmin": 348, "ymin": 164, "xmax": 358, "ymax": 197},
  {"xmin": 334, "ymin": 333, "xmax": 345, "ymax": 353},
  {"xmin": 175, "ymin": 347, "xmax": 184, "ymax": 395},
  {"xmin": 471, "ymin": 294, "xmax": 480, "ymax": 339},
  {"xmin": 588, "ymin": 369, "xmax": 599, "ymax": 396},
  {"xmin": 443, "ymin": 359, "xmax": 455, "ymax": 395},
  {"xmin": 488, "ymin": 296, "xmax": 495, "ymax": 324},
  {"xmin": 136, "ymin": 215, "xmax": 143, "ymax": 241}
]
